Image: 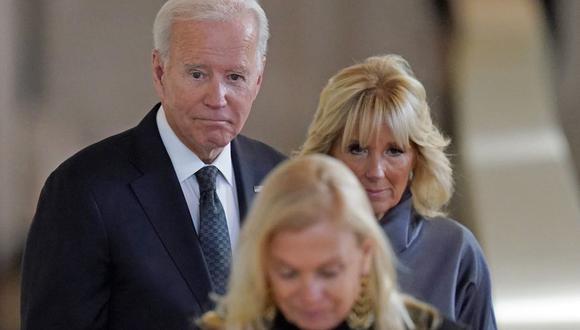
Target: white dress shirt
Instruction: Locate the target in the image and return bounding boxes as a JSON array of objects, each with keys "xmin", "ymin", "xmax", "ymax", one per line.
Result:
[{"xmin": 156, "ymin": 106, "xmax": 240, "ymax": 250}]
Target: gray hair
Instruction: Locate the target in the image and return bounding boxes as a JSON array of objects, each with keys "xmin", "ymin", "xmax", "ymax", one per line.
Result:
[{"xmin": 153, "ymin": 0, "xmax": 269, "ymax": 62}]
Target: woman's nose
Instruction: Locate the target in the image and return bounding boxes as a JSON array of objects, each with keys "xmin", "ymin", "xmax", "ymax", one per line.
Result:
[
  {"xmin": 299, "ymin": 279, "xmax": 324, "ymax": 303},
  {"xmin": 365, "ymin": 155, "xmax": 386, "ymax": 180},
  {"xmin": 204, "ymin": 79, "xmax": 227, "ymax": 109}
]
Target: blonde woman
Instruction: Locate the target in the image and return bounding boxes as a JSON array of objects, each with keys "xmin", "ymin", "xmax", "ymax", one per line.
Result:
[
  {"xmin": 199, "ymin": 155, "xmax": 465, "ymax": 330},
  {"xmin": 298, "ymin": 55, "xmax": 496, "ymax": 330}
]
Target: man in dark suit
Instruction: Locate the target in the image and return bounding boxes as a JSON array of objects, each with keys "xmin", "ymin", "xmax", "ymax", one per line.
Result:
[{"xmin": 20, "ymin": 0, "xmax": 285, "ymax": 329}]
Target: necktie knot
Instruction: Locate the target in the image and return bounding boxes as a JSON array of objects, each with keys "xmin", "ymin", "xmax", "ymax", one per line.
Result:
[{"xmin": 196, "ymin": 166, "xmax": 219, "ymax": 192}]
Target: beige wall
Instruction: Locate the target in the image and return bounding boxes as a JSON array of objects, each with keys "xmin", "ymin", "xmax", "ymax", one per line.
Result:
[
  {"xmin": 0, "ymin": 0, "xmax": 18, "ymax": 269},
  {"xmin": 250, "ymin": 1, "xmax": 448, "ymax": 155},
  {"xmin": 558, "ymin": 0, "xmax": 580, "ymax": 185}
]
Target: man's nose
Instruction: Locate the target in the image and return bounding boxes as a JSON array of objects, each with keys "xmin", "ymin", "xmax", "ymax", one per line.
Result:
[{"xmin": 204, "ymin": 79, "xmax": 227, "ymax": 109}]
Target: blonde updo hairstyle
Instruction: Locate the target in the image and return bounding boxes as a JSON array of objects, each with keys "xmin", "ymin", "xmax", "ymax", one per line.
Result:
[{"xmin": 300, "ymin": 55, "xmax": 453, "ymax": 217}]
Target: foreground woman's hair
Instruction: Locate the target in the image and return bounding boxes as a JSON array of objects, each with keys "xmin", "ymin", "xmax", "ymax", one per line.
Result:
[{"xmin": 214, "ymin": 154, "xmax": 410, "ymax": 329}]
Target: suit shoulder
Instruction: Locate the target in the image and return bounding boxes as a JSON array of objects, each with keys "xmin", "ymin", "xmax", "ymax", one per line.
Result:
[
  {"xmin": 234, "ymin": 135, "xmax": 286, "ymax": 162},
  {"xmin": 51, "ymin": 127, "xmax": 137, "ymax": 182}
]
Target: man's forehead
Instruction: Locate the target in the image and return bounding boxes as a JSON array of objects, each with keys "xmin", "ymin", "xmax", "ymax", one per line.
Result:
[
  {"xmin": 169, "ymin": 19, "xmax": 258, "ymax": 57},
  {"xmin": 169, "ymin": 15, "xmax": 258, "ymax": 44}
]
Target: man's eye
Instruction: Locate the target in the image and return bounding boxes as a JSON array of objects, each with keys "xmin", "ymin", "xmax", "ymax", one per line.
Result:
[
  {"xmin": 229, "ymin": 74, "xmax": 245, "ymax": 81},
  {"xmin": 191, "ymin": 71, "xmax": 204, "ymax": 79},
  {"xmin": 348, "ymin": 143, "xmax": 366, "ymax": 155}
]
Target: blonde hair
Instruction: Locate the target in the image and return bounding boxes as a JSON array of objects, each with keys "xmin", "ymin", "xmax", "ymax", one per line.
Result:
[
  {"xmin": 219, "ymin": 154, "xmax": 408, "ymax": 330},
  {"xmin": 299, "ymin": 54, "xmax": 453, "ymax": 218}
]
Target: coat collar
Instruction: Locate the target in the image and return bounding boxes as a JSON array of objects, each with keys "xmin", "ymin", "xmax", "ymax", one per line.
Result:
[
  {"xmin": 379, "ymin": 188, "xmax": 423, "ymax": 254},
  {"xmin": 231, "ymin": 135, "xmax": 261, "ymax": 222}
]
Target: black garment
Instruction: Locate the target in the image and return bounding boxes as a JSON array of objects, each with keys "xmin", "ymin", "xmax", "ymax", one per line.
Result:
[
  {"xmin": 272, "ymin": 313, "xmax": 350, "ymax": 330},
  {"xmin": 380, "ymin": 190, "xmax": 496, "ymax": 330},
  {"xmin": 21, "ymin": 104, "xmax": 286, "ymax": 330},
  {"xmin": 271, "ymin": 311, "xmax": 467, "ymax": 330}
]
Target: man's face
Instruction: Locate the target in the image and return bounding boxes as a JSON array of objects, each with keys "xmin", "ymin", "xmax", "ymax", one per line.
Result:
[{"xmin": 152, "ymin": 15, "xmax": 263, "ymax": 163}]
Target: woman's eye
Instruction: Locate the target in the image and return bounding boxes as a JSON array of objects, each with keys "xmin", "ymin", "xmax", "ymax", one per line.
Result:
[
  {"xmin": 319, "ymin": 269, "xmax": 339, "ymax": 279},
  {"xmin": 347, "ymin": 143, "xmax": 366, "ymax": 155},
  {"xmin": 277, "ymin": 268, "xmax": 297, "ymax": 279},
  {"xmin": 386, "ymin": 146, "xmax": 404, "ymax": 156}
]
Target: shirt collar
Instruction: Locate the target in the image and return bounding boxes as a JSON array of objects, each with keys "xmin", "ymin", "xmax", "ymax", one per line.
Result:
[{"xmin": 156, "ymin": 106, "xmax": 234, "ymax": 185}]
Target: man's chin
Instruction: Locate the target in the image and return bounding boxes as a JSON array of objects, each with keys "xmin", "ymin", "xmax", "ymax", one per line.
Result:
[{"xmin": 204, "ymin": 132, "xmax": 236, "ymax": 147}]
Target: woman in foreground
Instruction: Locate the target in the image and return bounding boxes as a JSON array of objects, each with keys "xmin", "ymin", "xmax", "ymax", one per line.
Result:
[{"xmin": 198, "ymin": 155, "xmax": 465, "ymax": 330}]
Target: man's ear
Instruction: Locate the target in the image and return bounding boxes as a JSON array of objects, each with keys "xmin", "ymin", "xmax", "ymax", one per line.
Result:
[
  {"xmin": 253, "ymin": 56, "xmax": 266, "ymax": 98},
  {"xmin": 152, "ymin": 49, "xmax": 165, "ymax": 99}
]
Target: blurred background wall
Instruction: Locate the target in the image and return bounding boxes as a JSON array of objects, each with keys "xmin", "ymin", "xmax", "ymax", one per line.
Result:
[{"xmin": 0, "ymin": 1, "xmax": 578, "ymax": 329}]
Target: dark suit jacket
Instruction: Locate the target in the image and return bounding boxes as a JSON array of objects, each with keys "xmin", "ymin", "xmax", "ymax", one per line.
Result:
[{"xmin": 20, "ymin": 104, "xmax": 286, "ymax": 330}]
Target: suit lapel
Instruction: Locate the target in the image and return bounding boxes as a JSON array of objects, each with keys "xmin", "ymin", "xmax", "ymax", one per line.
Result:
[
  {"xmin": 128, "ymin": 105, "xmax": 213, "ymax": 311},
  {"xmin": 231, "ymin": 137, "xmax": 257, "ymax": 222}
]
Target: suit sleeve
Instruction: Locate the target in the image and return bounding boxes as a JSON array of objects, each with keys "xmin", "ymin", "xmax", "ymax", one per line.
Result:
[{"xmin": 21, "ymin": 170, "xmax": 111, "ymax": 329}]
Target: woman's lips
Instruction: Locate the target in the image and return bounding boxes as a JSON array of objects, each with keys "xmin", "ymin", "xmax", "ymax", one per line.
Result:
[{"xmin": 365, "ymin": 188, "xmax": 388, "ymax": 199}]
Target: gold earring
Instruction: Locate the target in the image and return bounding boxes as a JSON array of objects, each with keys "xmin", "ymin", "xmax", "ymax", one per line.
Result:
[
  {"xmin": 347, "ymin": 275, "xmax": 374, "ymax": 330},
  {"xmin": 264, "ymin": 302, "xmax": 276, "ymax": 323},
  {"xmin": 263, "ymin": 288, "xmax": 277, "ymax": 324}
]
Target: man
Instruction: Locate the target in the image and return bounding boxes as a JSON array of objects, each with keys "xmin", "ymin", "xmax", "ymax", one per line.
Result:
[{"xmin": 20, "ymin": 0, "xmax": 285, "ymax": 329}]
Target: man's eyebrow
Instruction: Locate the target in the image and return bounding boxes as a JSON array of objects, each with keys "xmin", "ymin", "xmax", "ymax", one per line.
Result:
[
  {"xmin": 228, "ymin": 65, "xmax": 250, "ymax": 74},
  {"xmin": 183, "ymin": 63, "xmax": 207, "ymax": 70}
]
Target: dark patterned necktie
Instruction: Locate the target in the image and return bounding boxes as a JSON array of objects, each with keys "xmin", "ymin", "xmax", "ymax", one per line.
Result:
[{"xmin": 195, "ymin": 166, "xmax": 232, "ymax": 295}]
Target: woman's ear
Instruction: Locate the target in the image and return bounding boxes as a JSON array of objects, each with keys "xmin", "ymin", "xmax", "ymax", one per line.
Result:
[{"xmin": 408, "ymin": 144, "xmax": 418, "ymax": 183}]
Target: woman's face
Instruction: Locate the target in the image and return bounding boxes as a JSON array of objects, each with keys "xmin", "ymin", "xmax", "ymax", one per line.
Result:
[
  {"xmin": 266, "ymin": 221, "xmax": 371, "ymax": 330},
  {"xmin": 330, "ymin": 123, "xmax": 415, "ymax": 219}
]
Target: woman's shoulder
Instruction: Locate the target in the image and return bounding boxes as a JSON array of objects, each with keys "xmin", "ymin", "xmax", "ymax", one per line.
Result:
[
  {"xmin": 418, "ymin": 215, "xmax": 490, "ymax": 277},
  {"xmin": 417, "ymin": 215, "xmax": 482, "ymax": 250}
]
